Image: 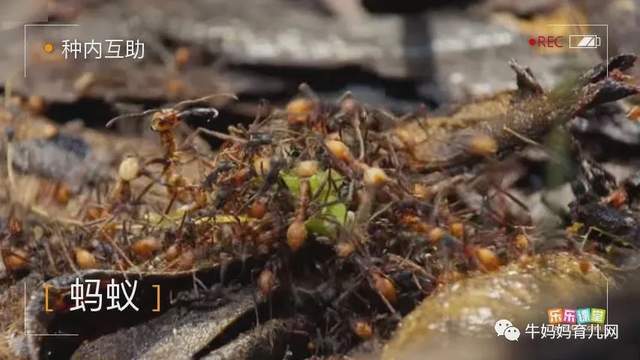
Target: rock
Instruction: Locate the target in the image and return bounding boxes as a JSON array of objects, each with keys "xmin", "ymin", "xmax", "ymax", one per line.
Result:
[{"xmin": 383, "ymin": 253, "xmax": 608, "ymax": 360}]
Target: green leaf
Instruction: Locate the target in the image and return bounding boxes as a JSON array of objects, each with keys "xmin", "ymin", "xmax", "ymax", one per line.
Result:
[
  {"xmin": 280, "ymin": 169, "xmax": 347, "ymax": 235},
  {"xmin": 280, "ymin": 171, "xmax": 301, "ymax": 195},
  {"xmin": 308, "ymin": 169, "xmax": 343, "ymax": 201},
  {"xmin": 325, "ymin": 202, "xmax": 347, "ymax": 225}
]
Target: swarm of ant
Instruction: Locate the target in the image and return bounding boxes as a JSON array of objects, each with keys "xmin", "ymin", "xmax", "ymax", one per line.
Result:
[
  {"xmin": 100, "ymin": 89, "xmax": 456, "ymax": 352},
  {"xmin": 2, "ymin": 55, "xmax": 640, "ymax": 358}
]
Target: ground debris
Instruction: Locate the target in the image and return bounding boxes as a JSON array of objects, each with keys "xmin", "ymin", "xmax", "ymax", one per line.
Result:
[
  {"xmin": 9, "ymin": 133, "xmax": 110, "ymax": 191},
  {"xmin": 2, "ymin": 54, "xmax": 639, "ymax": 359},
  {"xmin": 390, "ymin": 54, "xmax": 638, "ymax": 171}
]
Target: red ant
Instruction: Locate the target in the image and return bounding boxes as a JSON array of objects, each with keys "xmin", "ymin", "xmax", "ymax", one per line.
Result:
[{"xmin": 106, "ymin": 95, "xmax": 233, "ymax": 212}]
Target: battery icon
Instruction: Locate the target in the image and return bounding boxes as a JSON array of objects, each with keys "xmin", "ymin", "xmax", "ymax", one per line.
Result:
[{"xmin": 568, "ymin": 35, "xmax": 601, "ymax": 48}]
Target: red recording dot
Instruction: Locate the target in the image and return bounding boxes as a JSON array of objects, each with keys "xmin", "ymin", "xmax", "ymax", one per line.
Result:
[{"xmin": 528, "ymin": 38, "xmax": 536, "ymax": 46}]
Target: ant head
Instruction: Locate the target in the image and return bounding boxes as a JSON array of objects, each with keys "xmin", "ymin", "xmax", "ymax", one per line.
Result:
[{"xmin": 150, "ymin": 109, "xmax": 180, "ymax": 132}]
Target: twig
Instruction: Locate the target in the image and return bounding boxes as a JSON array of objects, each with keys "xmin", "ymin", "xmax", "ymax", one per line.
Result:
[
  {"xmin": 190, "ymin": 127, "xmax": 248, "ymax": 144},
  {"xmin": 503, "ymin": 125, "xmax": 542, "ymax": 147},
  {"xmin": 352, "ymin": 114, "xmax": 365, "ymax": 161}
]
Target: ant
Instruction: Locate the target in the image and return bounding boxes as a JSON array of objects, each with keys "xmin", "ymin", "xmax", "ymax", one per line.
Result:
[
  {"xmin": 246, "ymin": 132, "xmax": 273, "ymax": 153},
  {"xmin": 106, "ymin": 95, "xmax": 233, "ymax": 211},
  {"xmin": 202, "ymin": 160, "xmax": 234, "ymax": 191},
  {"xmin": 186, "ymin": 99, "xmax": 275, "ymax": 156},
  {"xmin": 106, "ymin": 95, "xmax": 227, "ymax": 161}
]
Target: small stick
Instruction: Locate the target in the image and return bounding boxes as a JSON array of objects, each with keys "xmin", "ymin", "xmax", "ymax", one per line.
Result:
[
  {"xmin": 503, "ymin": 125, "xmax": 542, "ymax": 147},
  {"xmin": 189, "ymin": 127, "xmax": 248, "ymax": 144},
  {"xmin": 352, "ymin": 113, "xmax": 365, "ymax": 161},
  {"xmin": 56, "ymin": 230, "xmax": 79, "ymax": 274}
]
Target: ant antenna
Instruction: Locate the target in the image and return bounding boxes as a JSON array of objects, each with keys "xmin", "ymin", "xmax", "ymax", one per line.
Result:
[
  {"xmin": 105, "ymin": 93, "xmax": 237, "ymax": 128},
  {"xmin": 174, "ymin": 93, "xmax": 238, "ymax": 110},
  {"xmin": 177, "ymin": 107, "xmax": 220, "ymax": 122},
  {"xmin": 105, "ymin": 109, "xmax": 158, "ymax": 128}
]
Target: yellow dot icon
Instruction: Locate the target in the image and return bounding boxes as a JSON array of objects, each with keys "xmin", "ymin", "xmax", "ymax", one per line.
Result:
[{"xmin": 43, "ymin": 42, "xmax": 54, "ymax": 54}]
